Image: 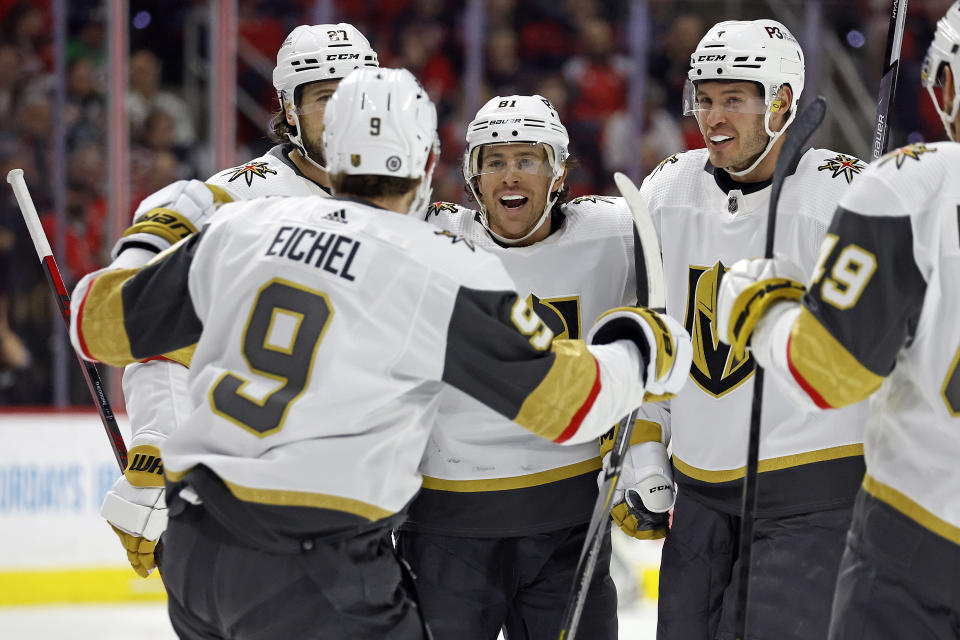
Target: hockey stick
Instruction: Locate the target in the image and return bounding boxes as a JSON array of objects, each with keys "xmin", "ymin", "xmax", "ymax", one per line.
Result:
[
  {"xmin": 557, "ymin": 172, "xmax": 664, "ymax": 640},
  {"xmin": 732, "ymin": 97, "xmax": 827, "ymax": 640},
  {"xmin": 872, "ymin": 0, "xmax": 909, "ymax": 159},
  {"xmin": 6, "ymin": 169, "xmax": 128, "ymax": 471}
]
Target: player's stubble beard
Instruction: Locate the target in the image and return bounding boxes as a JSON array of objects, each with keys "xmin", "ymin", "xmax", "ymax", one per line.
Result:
[
  {"xmin": 301, "ymin": 124, "xmax": 327, "ymax": 167},
  {"xmin": 724, "ymin": 116, "xmax": 770, "ymax": 175}
]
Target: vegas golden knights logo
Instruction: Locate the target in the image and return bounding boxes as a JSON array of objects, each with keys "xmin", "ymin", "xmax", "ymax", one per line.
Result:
[
  {"xmin": 685, "ymin": 262, "xmax": 754, "ymax": 397},
  {"xmin": 350, "ymin": 154, "xmax": 361, "ymax": 167},
  {"xmin": 528, "ymin": 294, "xmax": 581, "ymax": 340}
]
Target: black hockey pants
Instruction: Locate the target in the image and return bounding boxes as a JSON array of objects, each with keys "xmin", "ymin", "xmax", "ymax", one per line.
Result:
[
  {"xmin": 657, "ymin": 486, "xmax": 852, "ymax": 640},
  {"xmin": 828, "ymin": 487, "xmax": 960, "ymax": 639},
  {"xmin": 161, "ymin": 493, "xmax": 429, "ymax": 640},
  {"xmin": 397, "ymin": 522, "xmax": 617, "ymax": 640}
]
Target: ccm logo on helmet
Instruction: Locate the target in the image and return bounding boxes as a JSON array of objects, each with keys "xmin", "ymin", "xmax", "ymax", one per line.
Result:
[
  {"xmin": 696, "ymin": 54, "xmax": 726, "ymax": 62},
  {"xmin": 327, "ymin": 53, "xmax": 360, "ymax": 61}
]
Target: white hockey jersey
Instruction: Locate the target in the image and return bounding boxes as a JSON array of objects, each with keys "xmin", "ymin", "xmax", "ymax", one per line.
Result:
[
  {"xmin": 205, "ymin": 144, "xmax": 330, "ymax": 200},
  {"xmin": 641, "ymin": 147, "xmax": 868, "ymax": 515},
  {"xmin": 70, "ymin": 196, "xmax": 651, "ymax": 535},
  {"xmin": 120, "ymin": 144, "xmax": 330, "ymax": 453},
  {"xmin": 409, "ymin": 197, "xmax": 637, "ymax": 536},
  {"xmin": 758, "ymin": 142, "xmax": 960, "ymax": 542}
]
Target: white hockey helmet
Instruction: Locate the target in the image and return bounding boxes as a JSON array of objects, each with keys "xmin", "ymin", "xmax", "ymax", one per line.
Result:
[
  {"xmin": 323, "ymin": 67, "xmax": 440, "ymax": 215},
  {"xmin": 462, "ymin": 95, "xmax": 569, "ymax": 245},
  {"xmin": 922, "ymin": 1, "xmax": 960, "ymax": 141},
  {"xmin": 685, "ymin": 19, "xmax": 805, "ymax": 176},
  {"xmin": 273, "ymin": 23, "xmax": 379, "ymax": 170}
]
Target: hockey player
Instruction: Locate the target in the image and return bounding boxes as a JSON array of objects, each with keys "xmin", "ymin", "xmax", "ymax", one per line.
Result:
[
  {"xmin": 209, "ymin": 22, "xmax": 379, "ymax": 199},
  {"xmin": 634, "ymin": 19, "xmax": 870, "ymax": 639},
  {"xmin": 68, "ymin": 67, "xmax": 691, "ymax": 639},
  {"xmin": 98, "ymin": 23, "xmax": 378, "ymax": 579},
  {"xmin": 716, "ymin": 3, "xmax": 960, "ymax": 638},
  {"xmin": 398, "ymin": 95, "xmax": 685, "ymax": 639}
]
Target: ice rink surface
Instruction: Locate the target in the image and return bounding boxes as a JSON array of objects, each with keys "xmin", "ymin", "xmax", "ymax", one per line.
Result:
[{"xmin": 0, "ymin": 602, "xmax": 657, "ymax": 638}]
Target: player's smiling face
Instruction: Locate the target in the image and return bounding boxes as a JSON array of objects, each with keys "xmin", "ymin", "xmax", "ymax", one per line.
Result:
[
  {"xmin": 694, "ymin": 81, "xmax": 773, "ymax": 173},
  {"xmin": 476, "ymin": 143, "xmax": 563, "ymax": 243}
]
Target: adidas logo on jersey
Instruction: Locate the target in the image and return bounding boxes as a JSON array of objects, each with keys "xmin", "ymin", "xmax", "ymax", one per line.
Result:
[{"xmin": 324, "ymin": 209, "xmax": 348, "ymax": 224}]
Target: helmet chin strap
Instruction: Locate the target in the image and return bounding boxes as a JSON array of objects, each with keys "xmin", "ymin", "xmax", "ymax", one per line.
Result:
[
  {"xmin": 472, "ymin": 174, "xmax": 561, "ymax": 246},
  {"xmin": 926, "ymin": 84, "xmax": 960, "ymax": 141},
  {"xmin": 286, "ymin": 108, "xmax": 329, "ymax": 172},
  {"xmin": 725, "ymin": 106, "xmax": 795, "ymax": 178}
]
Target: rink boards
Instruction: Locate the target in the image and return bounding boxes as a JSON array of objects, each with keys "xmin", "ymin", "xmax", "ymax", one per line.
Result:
[{"xmin": 0, "ymin": 411, "xmax": 166, "ymax": 605}]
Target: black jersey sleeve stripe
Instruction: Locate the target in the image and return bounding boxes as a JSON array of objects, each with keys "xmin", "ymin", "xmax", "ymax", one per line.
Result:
[
  {"xmin": 122, "ymin": 231, "xmax": 205, "ymax": 361},
  {"xmin": 441, "ymin": 286, "xmax": 600, "ymax": 442},
  {"xmin": 804, "ymin": 209, "xmax": 926, "ymax": 376},
  {"xmin": 75, "ymin": 231, "xmax": 205, "ymax": 366}
]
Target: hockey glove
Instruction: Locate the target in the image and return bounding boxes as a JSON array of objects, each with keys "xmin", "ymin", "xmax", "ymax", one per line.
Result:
[
  {"xmin": 111, "ymin": 179, "xmax": 233, "ymax": 259},
  {"xmin": 598, "ymin": 420, "xmax": 674, "ymax": 540},
  {"xmin": 716, "ymin": 256, "xmax": 807, "ymax": 361},
  {"xmin": 587, "ymin": 307, "xmax": 692, "ymax": 402},
  {"xmin": 100, "ymin": 445, "xmax": 167, "ymax": 577}
]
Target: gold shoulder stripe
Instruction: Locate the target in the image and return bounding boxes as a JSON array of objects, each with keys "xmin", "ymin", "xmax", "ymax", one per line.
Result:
[
  {"xmin": 674, "ymin": 443, "xmax": 864, "ymax": 482},
  {"xmin": 787, "ymin": 307, "xmax": 884, "ymax": 409},
  {"xmin": 421, "ymin": 458, "xmax": 601, "ymax": 492},
  {"xmin": 863, "ymin": 474, "xmax": 960, "ymax": 546},
  {"xmin": 76, "ymin": 269, "xmax": 138, "ymax": 366},
  {"xmin": 513, "ymin": 339, "xmax": 600, "ymax": 442}
]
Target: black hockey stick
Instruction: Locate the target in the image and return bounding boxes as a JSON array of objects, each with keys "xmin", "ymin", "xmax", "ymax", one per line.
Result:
[
  {"xmin": 872, "ymin": 0, "xmax": 909, "ymax": 159},
  {"xmin": 733, "ymin": 97, "xmax": 827, "ymax": 640},
  {"xmin": 557, "ymin": 172, "xmax": 664, "ymax": 640},
  {"xmin": 6, "ymin": 169, "xmax": 129, "ymax": 471}
]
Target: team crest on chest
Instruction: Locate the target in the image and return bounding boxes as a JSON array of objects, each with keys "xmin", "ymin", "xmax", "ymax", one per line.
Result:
[
  {"xmin": 880, "ymin": 143, "xmax": 937, "ymax": 169},
  {"xmin": 223, "ymin": 161, "xmax": 278, "ymax": 186},
  {"xmin": 685, "ymin": 261, "xmax": 755, "ymax": 397},
  {"xmin": 817, "ymin": 154, "xmax": 865, "ymax": 183}
]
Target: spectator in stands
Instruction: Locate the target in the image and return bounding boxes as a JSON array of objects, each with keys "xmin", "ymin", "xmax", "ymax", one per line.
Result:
[{"xmin": 127, "ymin": 49, "xmax": 196, "ymax": 149}]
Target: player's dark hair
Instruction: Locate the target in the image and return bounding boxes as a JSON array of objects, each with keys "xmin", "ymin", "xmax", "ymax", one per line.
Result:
[
  {"xmin": 330, "ymin": 173, "xmax": 421, "ymax": 198},
  {"xmin": 269, "ymin": 85, "xmax": 307, "ymax": 144}
]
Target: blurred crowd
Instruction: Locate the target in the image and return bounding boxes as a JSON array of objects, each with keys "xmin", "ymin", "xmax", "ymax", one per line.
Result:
[{"xmin": 0, "ymin": 0, "xmax": 952, "ymax": 405}]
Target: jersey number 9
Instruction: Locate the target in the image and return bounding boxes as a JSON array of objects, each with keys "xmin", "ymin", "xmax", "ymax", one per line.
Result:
[{"xmin": 210, "ymin": 279, "xmax": 333, "ymax": 436}]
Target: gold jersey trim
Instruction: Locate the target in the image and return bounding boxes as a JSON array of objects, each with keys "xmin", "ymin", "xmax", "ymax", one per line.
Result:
[
  {"xmin": 673, "ymin": 443, "xmax": 864, "ymax": 483},
  {"xmin": 863, "ymin": 473, "xmax": 960, "ymax": 546},
  {"xmin": 165, "ymin": 466, "xmax": 392, "ymax": 521},
  {"xmin": 77, "ymin": 268, "xmax": 139, "ymax": 366},
  {"xmin": 788, "ymin": 307, "xmax": 884, "ymax": 408},
  {"xmin": 421, "ymin": 457, "xmax": 602, "ymax": 492},
  {"xmin": 513, "ymin": 339, "xmax": 600, "ymax": 441}
]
